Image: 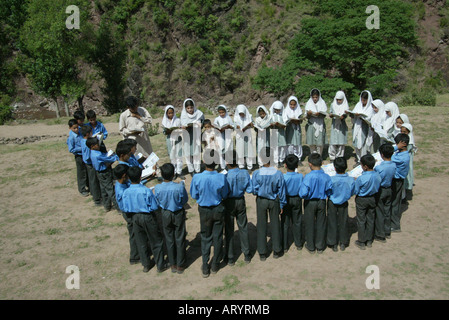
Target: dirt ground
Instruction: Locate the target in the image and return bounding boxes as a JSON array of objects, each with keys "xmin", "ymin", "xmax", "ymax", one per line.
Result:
[{"xmin": 0, "ymin": 106, "xmax": 448, "ymax": 301}]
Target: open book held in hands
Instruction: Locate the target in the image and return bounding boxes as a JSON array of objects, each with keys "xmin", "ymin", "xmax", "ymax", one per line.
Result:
[
  {"xmin": 213, "ymin": 123, "xmax": 234, "ymax": 131},
  {"xmin": 141, "ymin": 152, "xmax": 159, "ymax": 179}
]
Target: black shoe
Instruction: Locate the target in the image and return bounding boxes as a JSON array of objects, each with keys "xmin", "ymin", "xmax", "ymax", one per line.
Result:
[
  {"xmin": 227, "ymin": 259, "xmax": 235, "ymax": 266},
  {"xmin": 211, "ymin": 265, "xmax": 219, "ymax": 274},
  {"xmin": 355, "ymin": 240, "xmax": 366, "ymax": 250},
  {"xmin": 259, "ymin": 254, "xmax": 266, "ymax": 261},
  {"xmin": 81, "ymin": 191, "xmax": 90, "ymax": 197},
  {"xmin": 366, "ymin": 241, "xmax": 373, "ymax": 248},
  {"xmin": 273, "ymin": 251, "xmax": 282, "ymax": 259},
  {"xmin": 391, "ymin": 228, "xmax": 401, "ymax": 233},
  {"xmin": 306, "ymin": 247, "xmax": 316, "ymax": 254},
  {"xmin": 317, "ymin": 249, "xmax": 324, "ymax": 254},
  {"xmin": 171, "ymin": 265, "xmax": 178, "ymax": 273},
  {"xmin": 202, "ymin": 269, "xmax": 210, "ymax": 278},
  {"xmin": 157, "ymin": 263, "xmax": 169, "ymax": 273},
  {"xmin": 143, "ymin": 265, "xmax": 151, "ymax": 273},
  {"xmin": 374, "ymin": 236, "xmax": 386, "ymax": 243},
  {"xmin": 177, "ymin": 266, "xmax": 185, "ymax": 274},
  {"xmin": 340, "ymin": 244, "xmax": 346, "ymax": 251},
  {"xmin": 332, "ymin": 245, "xmax": 338, "ymax": 252},
  {"xmin": 244, "ymin": 254, "xmax": 252, "ymax": 264},
  {"xmin": 296, "ymin": 245, "xmax": 303, "ymax": 251},
  {"xmin": 385, "ymin": 234, "xmax": 391, "ymax": 239},
  {"xmin": 130, "ymin": 260, "xmax": 140, "ymax": 265}
]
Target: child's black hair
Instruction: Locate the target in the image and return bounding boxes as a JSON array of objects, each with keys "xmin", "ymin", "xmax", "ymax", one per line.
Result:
[
  {"xmin": 285, "ymin": 154, "xmax": 299, "ymax": 171},
  {"xmin": 311, "ymin": 88, "xmax": 320, "ymax": 97},
  {"xmin": 361, "ymin": 154, "xmax": 376, "ymax": 169},
  {"xmin": 394, "ymin": 133, "xmax": 409, "ymax": 146},
  {"xmin": 308, "ymin": 153, "xmax": 322, "ymax": 167},
  {"xmin": 73, "ymin": 110, "xmax": 85, "ymax": 121},
  {"xmin": 379, "ymin": 143, "xmax": 394, "ymax": 159},
  {"xmin": 86, "ymin": 137, "xmax": 99, "ymax": 149},
  {"xmin": 185, "ymin": 99, "xmax": 194, "ymax": 108},
  {"xmin": 360, "ymin": 91, "xmax": 369, "ymax": 100},
  {"xmin": 160, "ymin": 163, "xmax": 175, "ymax": 181},
  {"xmin": 86, "ymin": 110, "xmax": 96, "ymax": 120},
  {"xmin": 80, "ymin": 124, "xmax": 92, "ymax": 137},
  {"xmin": 125, "ymin": 96, "xmax": 138, "ymax": 109},
  {"xmin": 203, "ymin": 119, "xmax": 212, "ymax": 126},
  {"xmin": 127, "ymin": 166, "xmax": 142, "ymax": 183},
  {"xmin": 113, "ymin": 164, "xmax": 129, "ymax": 180},
  {"xmin": 116, "ymin": 140, "xmax": 132, "ymax": 158},
  {"xmin": 333, "ymin": 157, "xmax": 347, "ymax": 174},
  {"xmin": 123, "ymin": 138, "xmax": 138, "ymax": 147},
  {"xmin": 68, "ymin": 119, "xmax": 78, "ymax": 127}
]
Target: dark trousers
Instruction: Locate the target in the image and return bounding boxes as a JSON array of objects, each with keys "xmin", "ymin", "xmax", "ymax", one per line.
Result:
[
  {"xmin": 132, "ymin": 211, "xmax": 165, "ymax": 269},
  {"xmin": 355, "ymin": 196, "xmax": 376, "ymax": 243},
  {"xmin": 96, "ymin": 167, "xmax": 117, "ymax": 210},
  {"xmin": 391, "ymin": 178, "xmax": 404, "ymax": 230},
  {"xmin": 327, "ymin": 200, "xmax": 349, "ymax": 246},
  {"xmin": 86, "ymin": 164, "xmax": 101, "ymax": 204},
  {"xmin": 256, "ymin": 197, "xmax": 282, "ymax": 255},
  {"xmin": 304, "ymin": 199, "xmax": 327, "ymax": 251},
  {"xmin": 224, "ymin": 198, "xmax": 250, "ymax": 260},
  {"xmin": 122, "ymin": 212, "xmax": 140, "ymax": 263},
  {"xmin": 161, "ymin": 208, "xmax": 186, "ymax": 268},
  {"xmin": 74, "ymin": 155, "xmax": 89, "ymax": 194},
  {"xmin": 281, "ymin": 196, "xmax": 304, "ymax": 250},
  {"xmin": 198, "ymin": 203, "xmax": 225, "ymax": 272},
  {"xmin": 375, "ymin": 187, "xmax": 392, "ymax": 238}
]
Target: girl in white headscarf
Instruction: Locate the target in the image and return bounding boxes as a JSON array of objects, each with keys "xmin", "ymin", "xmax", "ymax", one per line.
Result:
[
  {"xmin": 270, "ymin": 101, "xmax": 288, "ymax": 166},
  {"xmin": 305, "ymin": 89, "xmax": 328, "ymax": 156},
  {"xmin": 283, "ymin": 96, "xmax": 303, "ymax": 164},
  {"xmin": 349, "ymin": 90, "xmax": 373, "ymax": 165},
  {"xmin": 180, "ymin": 98, "xmax": 204, "ymax": 175},
  {"xmin": 328, "ymin": 91, "xmax": 349, "ymax": 161},
  {"xmin": 234, "ymin": 104, "xmax": 254, "ymax": 170},
  {"xmin": 213, "ymin": 105, "xmax": 234, "ymax": 170},
  {"xmin": 368, "ymin": 99, "xmax": 386, "ymax": 153},
  {"xmin": 383, "ymin": 102, "xmax": 400, "ymax": 143},
  {"xmin": 162, "ymin": 105, "xmax": 183, "ymax": 178},
  {"xmin": 254, "ymin": 105, "xmax": 273, "ymax": 166}
]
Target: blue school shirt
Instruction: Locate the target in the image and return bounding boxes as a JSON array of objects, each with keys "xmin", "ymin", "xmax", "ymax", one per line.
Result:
[
  {"xmin": 128, "ymin": 154, "xmax": 143, "ymax": 168},
  {"xmin": 329, "ymin": 173, "xmax": 355, "ymax": 205},
  {"xmin": 284, "ymin": 171, "xmax": 303, "ymax": 197},
  {"xmin": 251, "ymin": 167, "xmax": 287, "ymax": 208},
  {"xmin": 90, "ymin": 149, "xmax": 118, "ymax": 172},
  {"xmin": 154, "ymin": 181, "xmax": 188, "ymax": 212},
  {"xmin": 225, "ymin": 168, "xmax": 252, "ymax": 198},
  {"xmin": 88, "ymin": 121, "xmax": 108, "ymax": 140},
  {"xmin": 392, "ymin": 146, "xmax": 410, "ymax": 179},
  {"xmin": 115, "ymin": 181, "xmax": 130, "ymax": 212},
  {"xmin": 80, "ymin": 138, "xmax": 92, "ymax": 165},
  {"xmin": 122, "ymin": 184, "xmax": 159, "ymax": 213},
  {"xmin": 190, "ymin": 171, "xmax": 229, "ymax": 207},
  {"xmin": 354, "ymin": 171, "xmax": 381, "ymax": 197},
  {"xmin": 67, "ymin": 130, "xmax": 82, "ymax": 155},
  {"xmin": 374, "ymin": 160, "xmax": 396, "ymax": 187},
  {"xmin": 299, "ymin": 169, "xmax": 333, "ymax": 200}
]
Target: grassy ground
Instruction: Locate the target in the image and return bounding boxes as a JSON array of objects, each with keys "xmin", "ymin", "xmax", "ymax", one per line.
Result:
[{"xmin": 0, "ymin": 101, "xmax": 448, "ymax": 300}]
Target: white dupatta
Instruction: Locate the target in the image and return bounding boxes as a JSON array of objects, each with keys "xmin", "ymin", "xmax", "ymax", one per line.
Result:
[{"xmin": 305, "ymin": 89, "xmax": 327, "ymax": 137}]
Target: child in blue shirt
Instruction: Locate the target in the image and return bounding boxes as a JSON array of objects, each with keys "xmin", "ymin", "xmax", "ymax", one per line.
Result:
[
  {"xmin": 154, "ymin": 163, "xmax": 189, "ymax": 274},
  {"xmin": 223, "ymin": 150, "xmax": 253, "ymax": 266},
  {"xmin": 86, "ymin": 137, "xmax": 119, "ymax": 212},
  {"xmin": 122, "ymin": 166, "xmax": 168, "ymax": 273},
  {"xmin": 67, "ymin": 118, "xmax": 89, "ymax": 197},
  {"xmin": 252, "ymin": 147, "xmax": 287, "ymax": 261},
  {"xmin": 190, "ymin": 149, "xmax": 230, "ymax": 278},
  {"xmin": 113, "ymin": 164, "xmax": 140, "ymax": 265},
  {"xmin": 354, "ymin": 154, "xmax": 381, "ymax": 250},
  {"xmin": 282, "ymin": 154, "xmax": 304, "ymax": 252},
  {"xmin": 80, "ymin": 125, "xmax": 102, "ymax": 206},
  {"xmin": 374, "ymin": 143, "xmax": 396, "ymax": 242},
  {"xmin": 86, "ymin": 109, "xmax": 108, "ymax": 140},
  {"xmin": 327, "ymin": 157, "xmax": 355, "ymax": 252},
  {"xmin": 390, "ymin": 133, "xmax": 410, "ymax": 233},
  {"xmin": 299, "ymin": 153, "xmax": 332, "ymax": 254}
]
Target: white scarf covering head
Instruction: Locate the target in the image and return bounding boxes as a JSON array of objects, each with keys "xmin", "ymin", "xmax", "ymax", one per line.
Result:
[
  {"xmin": 384, "ymin": 102, "xmax": 400, "ymax": 133},
  {"xmin": 353, "ymin": 90, "xmax": 374, "ymax": 148},
  {"xmin": 162, "ymin": 105, "xmax": 180, "ymax": 128},
  {"xmin": 283, "ymin": 96, "xmax": 302, "ymax": 123},
  {"xmin": 234, "ymin": 104, "xmax": 252, "ymax": 128},
  {"xmin": 255, "ymin": 105, "xmax": 272, "ymax": 128},
  {"xmin": 401, "ymin": 122, "xmax": 415, "ymax": 146},
  {"xmin": 305, "ymin": 88, "xmax": 327, "ymax": 137},
  {"xmin": 270, "ymin": 100, "xmax": 284, "ymax": 121},
  {"xmin": 395, "ymin": 113, "xmax": 411, "ymax": 140},
  {"xmin": 181, "ymin": 98, "xmax": 204, "ymax": 126},
  {"xmin": 331, "ymin": 91, "xmax": 349, "ymax": 116},
  {"xmin": 370, "ymin": 99, "xmax": 386, "ymax": 126},
  {"xmin": 215, "ymin": 104, "xmax": 233, "ymax": 127}
]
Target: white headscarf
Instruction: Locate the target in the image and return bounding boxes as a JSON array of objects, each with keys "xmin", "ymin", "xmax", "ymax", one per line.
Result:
[
  {"xmin": 255, "ymin": 105, "xmax": 272, "ymax": 129},
  {"xmin": 384, "ymin": 102, "xmax": 400, "ymax": 134},
  {"xmin": 283, "ymin": 96, "xmax": 302, "ymax": 124},
  {"xmin": 370, "ymin": 99, "xmax": 386, "ymax": 127},
  {"xmin": 401, "ymin": 122, "xmax": 415, "ymax": 146},
  {"xmin": 214, "ymin": 104, "xmax": 233, "ymax": 128},
  {"xmin": 270, "ymin": 101, "xmax": 284, "ymax": 124},
  {"xmin": 305, "ymin": 89, "xmax": 327, "ymax": 137},
  {"xmin": 234, "ymin": 104, "xmax": 252, "ymax": 128},
  {"xmin": 180, "ymin": 98, "xmax": 204, "ymax": 126},
  {"xmin": 331, "ymin": 91, "xmax": 349, "ymax": 116},
  {"xmin": 161, "ymin": 105, "xmax": 181, "ymax": 128},
  {"xmin": 352, "ymin": 90, "xmax": 374, "ymax": 148}
]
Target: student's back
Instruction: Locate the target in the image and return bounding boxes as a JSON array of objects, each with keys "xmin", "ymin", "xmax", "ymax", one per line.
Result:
[
  {"xmin": 226, "ymin": 168, "xmax": 252, "ymax": 198},
  {"xmin": 190, "ymin": 170, "xmax": 229, "ymax": 206},
  {"xmin": 329, "ymin": 173, "xmax": 355, "ymax": 205},
  {"xmin": 122, "ymin": 183, "xmax": 158, "ymax": 213},
  {"xmin": 299, "ymin": 169, "xmax": 332, "ymax": 200},
  {"xmin": 355, "ymin": 170, "xmax": 381, "ymax": 197},
  {"xmin": 252, "ymin": 166, "xmax": 287, "ymax": 204},
  {"xmin": 154, "ymin": 181, "xmax": 188, "ymax": 212},
  {"xmin": 284, "ymin": 171, "xmax": 303, "ymax": 197}
]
